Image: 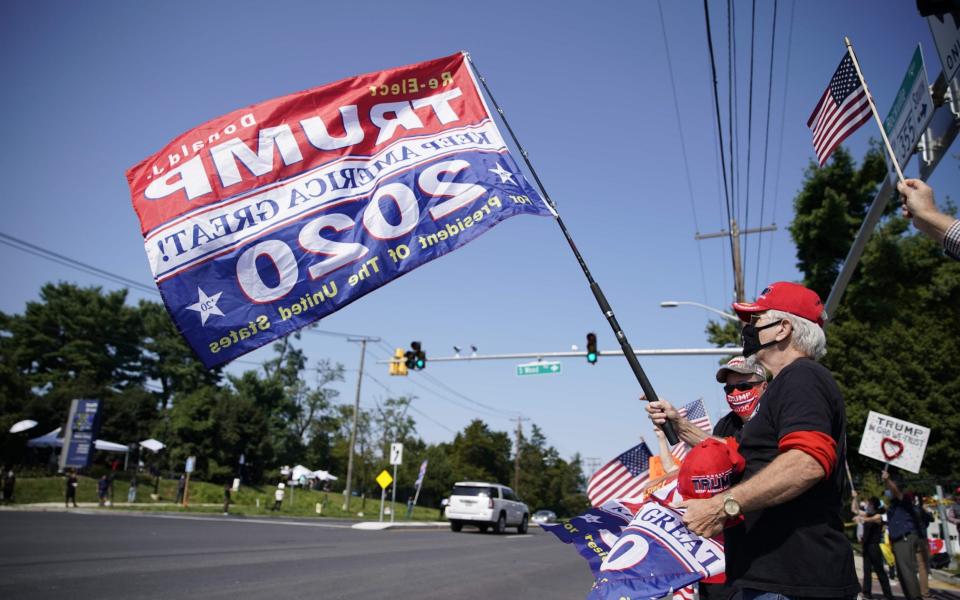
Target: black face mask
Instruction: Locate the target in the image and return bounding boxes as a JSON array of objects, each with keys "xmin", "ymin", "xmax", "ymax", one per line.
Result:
[{"xmin": 741, "ymin": 320, "xmax": 783, "ymax": 358}]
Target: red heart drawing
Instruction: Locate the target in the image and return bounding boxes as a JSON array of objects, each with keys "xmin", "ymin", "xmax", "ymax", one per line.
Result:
[{"xmin": 881, "ymin": 437, "xmax": 905, "ymax": 460}]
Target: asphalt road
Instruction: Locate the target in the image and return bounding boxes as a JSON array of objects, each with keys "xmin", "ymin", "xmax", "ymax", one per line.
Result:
[{"xmin": 0, "ymin": 511, "xmax": 593, "ymax": 599}]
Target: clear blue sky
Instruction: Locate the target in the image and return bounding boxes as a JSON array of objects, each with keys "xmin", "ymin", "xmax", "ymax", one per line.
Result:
[{"xmin": 2, "ymin": 1, "xmax": 958, "ymax": 469}]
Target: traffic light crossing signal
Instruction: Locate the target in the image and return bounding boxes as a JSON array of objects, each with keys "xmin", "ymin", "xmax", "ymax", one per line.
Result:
[
  {"xmin": 390, "ymin": 348, "xmax": 408, "ymax": 376},
  {"xmin": 406, "ymin": 341, "xmax": 426, "ymax": 370},
  {"xmin": 586, "ymin": 333, "xmax": 598, "ymax": 364}
]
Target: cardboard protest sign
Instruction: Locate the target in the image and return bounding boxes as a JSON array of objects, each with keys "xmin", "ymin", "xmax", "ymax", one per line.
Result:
[{"xmin": 858, "ymin": 410, "xmax": 929, "ymax": 473}]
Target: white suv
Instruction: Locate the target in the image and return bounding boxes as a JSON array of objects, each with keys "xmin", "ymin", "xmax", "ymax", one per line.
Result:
[{"xmin": 445, "ymin": 481, "xmax": 529, "ymax": 534}]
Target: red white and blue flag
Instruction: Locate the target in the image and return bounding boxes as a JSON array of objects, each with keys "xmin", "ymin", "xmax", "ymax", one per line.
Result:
[
  {"xmin": 414, "ymin": 459, "xmax": 428, "ymax": 490},
  {"xmin": 126, "ymin": 52, "xmax": 553, "ymax": 368},
  {"xmin": 671, "ymin": 399, "xmax": 713, "ymax": 461},
  {"xmin": 807, "ymin": 53, "xmax": 872, "ymax": 166},
  {"xmin": 587, "ymin": 442, "xmax": 653, "ymax": 507}
]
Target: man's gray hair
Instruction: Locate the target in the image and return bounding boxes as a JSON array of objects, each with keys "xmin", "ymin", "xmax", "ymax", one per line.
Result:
[{"xmin": 765, "ymin": 309, "xmax": 827, "ymax": 360}]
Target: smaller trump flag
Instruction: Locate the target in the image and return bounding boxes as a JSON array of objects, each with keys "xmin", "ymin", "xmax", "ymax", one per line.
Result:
[{"xmin": 126, "ymin": 52, "xmax": 553, "ymax": 368}]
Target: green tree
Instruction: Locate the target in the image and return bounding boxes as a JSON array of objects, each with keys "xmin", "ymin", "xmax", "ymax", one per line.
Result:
[
  {"xmin": 788, "ymin": 145, "xmax": 960, "ymax": 486},
  {"xmin": 449, "ymin": 419, "xmax": 512, "ymax": 484}
]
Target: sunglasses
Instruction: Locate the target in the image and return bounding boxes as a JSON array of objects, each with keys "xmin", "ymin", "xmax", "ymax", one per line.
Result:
[{"xmin": 723, "ymin": 381, "xmax": 764, "ymax": 394}]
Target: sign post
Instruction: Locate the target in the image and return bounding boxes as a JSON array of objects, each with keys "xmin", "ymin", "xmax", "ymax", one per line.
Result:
[
  {"xmin": 858, "ymin": 411, "xmax": 930, "ymax": 473},
  {"xmin": 376, "ymin": 469, "xmax": 393, "ymax": 523},
  {"xmin": 883, "ymin": 45, "xmax": 934, "ymax": 171},
  {"xmin": 515, "ymin": 361, "xmax": 562, "ymax": 377},
  {"xmin": 389, "ymin": 443, "xmax": 403, "ymax": 523},
  {"xmin": 183, "ymin": 456, "xmax": 196, "ymax": 507}
]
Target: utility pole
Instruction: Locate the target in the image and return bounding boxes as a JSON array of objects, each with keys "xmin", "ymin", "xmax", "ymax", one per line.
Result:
[
  {"xmin": 512, "ymin": 416, "xmax": 529, "ymax": 495},
  {"xmin": 696, "ymin": 219, "xmax": 777, "ymax": 303},
  {"xmin": 342, "ymin": 336, "xmax": 380, "ymax": 512}
]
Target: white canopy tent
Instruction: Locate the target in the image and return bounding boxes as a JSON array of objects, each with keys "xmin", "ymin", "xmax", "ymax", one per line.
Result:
[
  {"xmin": 27, "ymin": 427, "xmax": 129, "ymax": 453},
  {"xmin": 287, "ymin": 465, "xmax": 338, "ymax": 485},
  {"xmin": 139, "ymin": 439, "xmax": 166, "ymax": 453}
]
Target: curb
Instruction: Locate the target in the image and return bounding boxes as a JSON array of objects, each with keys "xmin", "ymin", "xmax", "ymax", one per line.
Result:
[
  {"xmin": 931, "ymin": 569, "xmax": 960, "ymax": 586},
  {"xmin": 351, "ymin": 521, "xmax": 449, "ymax": 531}
]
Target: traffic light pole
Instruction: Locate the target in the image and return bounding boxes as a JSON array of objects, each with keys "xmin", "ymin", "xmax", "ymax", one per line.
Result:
[{"xmin": 468, "ymin": 55, "xmax": 680, "ymax": 443}]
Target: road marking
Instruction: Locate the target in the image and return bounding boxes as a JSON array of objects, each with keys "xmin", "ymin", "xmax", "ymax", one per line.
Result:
[
  {"xmin": 65, "ymin": 510, "xmax": 352, "ymax": 529},
  {"xmin": 504, "ymin": 534, "xmax": 532, "ymax": 539}
]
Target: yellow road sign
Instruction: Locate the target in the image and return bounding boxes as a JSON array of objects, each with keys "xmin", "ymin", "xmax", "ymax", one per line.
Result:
[{"xmin": 376, "ymin": 469, "xmax": 393, "ymax": 489}]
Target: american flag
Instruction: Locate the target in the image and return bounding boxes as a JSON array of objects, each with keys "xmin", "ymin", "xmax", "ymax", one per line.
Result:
[
  {"xmin": 587, "ymin": 441, "xmax": 653, "ymax": 507},
  {"xmin": 671, "ymin": 399, "xmax": 713, "ymax": 461},
  {"xmin": 807, "ymin": 53, "xmax": 873, "ymax": 166}
]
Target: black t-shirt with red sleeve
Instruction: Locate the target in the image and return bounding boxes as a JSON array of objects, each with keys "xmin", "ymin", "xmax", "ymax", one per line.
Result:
[{"xmin": 724, "ymin": 358, "xmax": 859, "ymax": 597}]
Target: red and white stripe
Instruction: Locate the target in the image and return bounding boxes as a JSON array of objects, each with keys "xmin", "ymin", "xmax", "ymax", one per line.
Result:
[
  {"xmin": 807, "ymin": 87, "xmax": 871, "ymax": 166},
  {"xmin": 587, "ymin": 463, "xmax": 649, "ymax": 507}
]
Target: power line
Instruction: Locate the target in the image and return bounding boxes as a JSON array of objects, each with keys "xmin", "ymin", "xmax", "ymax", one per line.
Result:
[
  {"xmin": 0, "ymin": 231, "xmax": 159, "ymax": 296},
  {"xmin": 766, "ymin": 0, "xmax": 796, "ymax": 288},
  {"xmin": 657, "ymin": 0, "xmax": 710, "ymax": 306},
  {"xmin": 403, "ymin": 373, "xmax": 515, "ymax": 421},
  {"xmin": 742, "ymin": 0, "xmax": 758, "ymax": 277},
  {"xmin": 362, "ymin": 372, "xmax": 466, "ymax": 434},
  {"xmin": 754, "ymin": 0, "xmax": 779, "ymax": 295},
  {"xmin": 418, "ymin": 370, "xmax": 522, "ymax": 417},
  {"xmin": 703, "ymin": 0, "xmax": 737, "ymax": 291},
  {"xmin": 728, "ymin": 0, "xmax": 740, "ymax": 232}
]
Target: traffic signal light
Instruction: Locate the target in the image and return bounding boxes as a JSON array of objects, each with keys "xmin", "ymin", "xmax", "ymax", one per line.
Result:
[
  {"xmin": 413, "ymin": 341, "xmax": 426, "ymax": 369},
  {"xmin": 586, "ymin": 333, "xmax": 598, "ymax": 364},
  {"xmin": 406, "ymin": 341, "xmax": 426, "ymax": 370},
  {"xmin": 390, "ymin": 348, "xmax": 408, "ymax": 376}
]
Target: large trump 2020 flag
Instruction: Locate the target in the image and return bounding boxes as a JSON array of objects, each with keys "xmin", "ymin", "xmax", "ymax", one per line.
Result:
[{"xmin": 127, "ymin": 52, "xmax": 553, "ymax": 368}]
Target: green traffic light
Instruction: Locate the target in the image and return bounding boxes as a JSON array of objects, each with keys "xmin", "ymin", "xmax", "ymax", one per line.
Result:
[
  {"xmin": 587, "ymin": 352, "xmax": 597, "ymax": 364},
  {"xmin": 416, "ymin": 358, "xmax": 425, "ymax": 369}
]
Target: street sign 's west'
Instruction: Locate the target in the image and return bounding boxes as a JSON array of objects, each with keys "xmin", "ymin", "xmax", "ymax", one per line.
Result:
[
  {"xmin": 516, "ymin": 361, "xmax": 562, "ymax": 376},
  {"xmin": 883, "ymin": 44, "xmax": 934, "ymax": 171}
]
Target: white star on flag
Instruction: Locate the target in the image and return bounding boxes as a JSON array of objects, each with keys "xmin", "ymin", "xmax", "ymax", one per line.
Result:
[
  {"xmin": 488, "ymin": 163, "xmax": 516, "ymax": 184},
  {"xmin": 187, "ymin": 287, "xmax": 224, "ymax": 326},
  {"xmin": 580, "ymin": 514, "xmax": 601, "ymax": 524}
]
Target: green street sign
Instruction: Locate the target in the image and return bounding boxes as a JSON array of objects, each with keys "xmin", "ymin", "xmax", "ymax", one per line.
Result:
[
  {"xmin": 516, "ymin": 361, "xmax": 561, "ymax": 376},
  {"xmin": 883, "ymin": 44, "xmax": 933, "ymax": 170}
]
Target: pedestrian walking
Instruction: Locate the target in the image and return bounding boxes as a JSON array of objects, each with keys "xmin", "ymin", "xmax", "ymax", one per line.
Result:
[
  {"xmin": 679, "ymin": 282, "xmax": 859, "ymax": 600},
  {"xmin": 853, "ymin": 492, "xmax": 895, "ymax": 600},
  {"xmin": 272, "ymin": 483, "xmax": 284, "ymax": 511},
  {"xmin": 65, "ymin": 470, "xmax": 78, "ymax": 507},
  {"xmin": 2, "ymin": 468, "xmax": 15, "ymax": 504},
  {"xmin": 223, "ymin": 482, "xmax": 231, "ymax": 515},
  {"xmin": 883, "ymin": 470, "xmax": 923, "ymax": 600},
  {"xmin": 175, "ymin": 474, "xmax": 186, "ymax": 505},
  {"xmin": 97, "ymin": 475, "xmax": 109, "ymax": 507}
]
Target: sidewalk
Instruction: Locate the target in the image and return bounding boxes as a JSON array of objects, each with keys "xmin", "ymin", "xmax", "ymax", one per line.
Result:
[{"xmin": 853, "ymin": 549, "xmax": 960, "ymax": 599}]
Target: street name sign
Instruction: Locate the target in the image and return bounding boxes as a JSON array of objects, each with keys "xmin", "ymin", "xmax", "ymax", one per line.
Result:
[
  {"xmin": 516, "ymin": 361, "xmax": 562, "ymax": 376},
  {"xmin": 883, "ymin": 44, "xmax": 934, "ymax": 171},
  {"xmin": 858, "ymin": 410, "xmax": 929, "ymax": 474}
]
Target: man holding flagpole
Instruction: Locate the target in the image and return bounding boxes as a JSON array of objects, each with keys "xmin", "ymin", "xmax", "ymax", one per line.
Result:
[{"xmin": 679, "ymin": 282, "xmax": 858, "ymax": 600}]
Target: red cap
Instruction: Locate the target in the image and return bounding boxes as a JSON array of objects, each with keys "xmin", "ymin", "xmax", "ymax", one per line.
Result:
[
  {"xmin": 678, "ymin": 438, "xmax": 745, "ymax": 500},
  {"xmin": 732, "ymin": 281, "xmax": 826, "ymax": 326}
]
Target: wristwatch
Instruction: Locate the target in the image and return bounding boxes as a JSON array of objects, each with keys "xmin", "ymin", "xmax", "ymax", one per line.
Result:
[{"xmin": 722, "ymin": 493, "xmax": 741, "ymax": 518}]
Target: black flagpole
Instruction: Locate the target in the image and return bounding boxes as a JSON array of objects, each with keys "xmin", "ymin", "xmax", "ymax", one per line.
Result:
[{"xmin": 466, "ymin": 53, "xmax": 680, "ymax": 445}]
